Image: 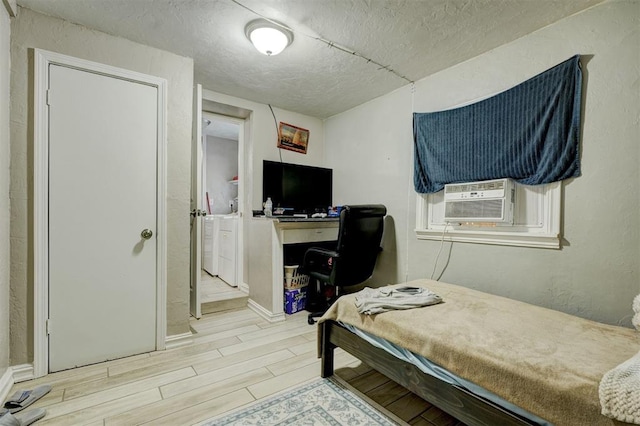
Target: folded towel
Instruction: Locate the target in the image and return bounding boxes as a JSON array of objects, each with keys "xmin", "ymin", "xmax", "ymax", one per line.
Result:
[
  {"xmin": 599, "ymin": 350, "xmax": 640, "ymax": 424},
  {"xmin": 354, "ymin": 286, "xmax": 442, "ymax": 315}
]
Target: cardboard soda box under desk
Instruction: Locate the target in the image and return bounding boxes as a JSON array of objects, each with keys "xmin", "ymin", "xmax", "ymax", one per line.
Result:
[
  {"xmin": 284, "ymin": 266, "xmax": 310, "ymax": 314},
  {"xmin": 284, "ymin": 286, "xmax": 308, "ymax": 314}
]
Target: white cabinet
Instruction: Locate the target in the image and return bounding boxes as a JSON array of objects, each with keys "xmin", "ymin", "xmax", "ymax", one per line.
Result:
[
  {"xmin": 202, "ymin": 215, "xmax": 237, "ymax": 285},
  {"xmin": 218, "ymin": 217, "xmax": 238, "ymax": 286},
  {"xmin": 202, "ymin": 216, "xmax": 219, "ymax": 275}
]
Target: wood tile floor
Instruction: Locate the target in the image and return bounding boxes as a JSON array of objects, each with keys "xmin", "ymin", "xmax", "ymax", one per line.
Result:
[
  {"xmin": 199, "ymin": 272, "xmax": 245, "ymax": 303},
  {"xmin": 199, "ymin": 272, "xmax": 248, "ymax": 314},
  {"xmin": 7, "ymin": 308, "xmax": 464, "ymax": 425}
]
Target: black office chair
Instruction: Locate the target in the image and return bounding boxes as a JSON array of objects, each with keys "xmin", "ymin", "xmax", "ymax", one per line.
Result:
[{"xmin": 302, "ymin": 204, "xmax": 387, "ymax": 324}]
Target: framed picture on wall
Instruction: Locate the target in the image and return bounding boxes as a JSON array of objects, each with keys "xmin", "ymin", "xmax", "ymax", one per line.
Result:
[{"xmin": 278, "ymin": 122, "xmax": 309, "ymax": 154}]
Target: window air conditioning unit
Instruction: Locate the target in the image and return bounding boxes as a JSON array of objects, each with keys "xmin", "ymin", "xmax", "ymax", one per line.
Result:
[{"xmin": 444, "ymin": 178, "xmax": 515, "ymax": 224}]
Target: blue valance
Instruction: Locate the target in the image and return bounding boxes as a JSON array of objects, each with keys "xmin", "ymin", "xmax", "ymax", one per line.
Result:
[{"xmin": 413, "ymin": 55, "xmax": 582, "ymax": 194}]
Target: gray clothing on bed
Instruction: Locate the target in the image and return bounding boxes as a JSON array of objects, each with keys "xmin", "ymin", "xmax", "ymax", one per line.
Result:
[{"xmin": 354, "ymin": 286, "xmax": 442, "ymax": 315}]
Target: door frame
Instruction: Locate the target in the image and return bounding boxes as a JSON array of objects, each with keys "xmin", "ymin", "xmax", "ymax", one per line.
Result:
[
  {"xmin": 201, "ymin": 112, "xmax": 246, "ymax": 290},
  {"xmin": 191, "ymin": 90, "xmax": 249, "ymax": 316},
  {"xmin": 190, "ymin": 84, "xmax": 203, "ymax": 319},
  {"xmin": 33, "ymin": 49, "xmax": 168, "ymax": 378}
]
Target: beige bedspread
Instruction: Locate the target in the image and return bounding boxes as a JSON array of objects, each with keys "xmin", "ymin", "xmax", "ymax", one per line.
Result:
[{"xmin": 319, "ymin": 279, "xmax": 639, "ymax": 426}]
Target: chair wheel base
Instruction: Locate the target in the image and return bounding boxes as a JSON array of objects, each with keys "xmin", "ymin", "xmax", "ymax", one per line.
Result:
[{"xmin": 307, "ymin": 317, "xmax": 316, "ymax": 325}]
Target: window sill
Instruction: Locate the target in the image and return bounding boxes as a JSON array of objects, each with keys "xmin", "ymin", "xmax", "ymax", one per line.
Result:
[{"xmin": 415, "ymin": 228, "xmax": 560, "ymax": 249}]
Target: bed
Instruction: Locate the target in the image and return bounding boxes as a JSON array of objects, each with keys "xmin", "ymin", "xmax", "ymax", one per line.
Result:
[{"xmin": 318, "ymin": 279, "xmax": 639, "ymax": 426}]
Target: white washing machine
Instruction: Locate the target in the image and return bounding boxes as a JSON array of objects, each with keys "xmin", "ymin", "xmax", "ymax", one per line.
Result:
[{"xmin": 202, "ymin": 216, "xmax": 219, "ymax": 275}]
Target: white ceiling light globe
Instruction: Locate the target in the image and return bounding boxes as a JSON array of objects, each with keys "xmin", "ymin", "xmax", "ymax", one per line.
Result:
[
  {"xmin": 245, "ymin": 19, "xmax": 293, "ymax": 56},
  {"xmin": 250, "ymin": 27, "xmax": 288, "ymax": 56}
]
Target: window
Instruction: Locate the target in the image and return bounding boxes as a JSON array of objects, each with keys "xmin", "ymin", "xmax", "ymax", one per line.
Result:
[{"xmin": 415, "ymin": 182, "xmax": 561, "ymax": 249}]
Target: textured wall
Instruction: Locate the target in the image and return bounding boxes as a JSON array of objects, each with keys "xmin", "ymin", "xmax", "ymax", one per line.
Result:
[
  {"xmin": 205, "ymin": 136, "xmax": 238, "ymax": 215},
  {"xmin": 0, "ymin": 3, "xmax": 12, "ymax": 375},
  {"xmin": 247, "ymin": 219, "xmax": 274, "ymax": 311},
  {"xmin": 325, "ymin": 0, "xmax": 639, "ymax": 327},
  {"xmin": 10, "ymin": 7, "xmax": 194, "ymax": 364}
]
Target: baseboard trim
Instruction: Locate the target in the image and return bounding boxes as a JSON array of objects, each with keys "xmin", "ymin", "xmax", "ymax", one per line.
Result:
[
  {"xmin": 11, "ymin": 363, "xmax": 35, "ymax": 383},
  {"xmin": 0, "ymin": 367, "xmax": 13, "ymax": 405},
  {"xmin": 164, "ymin": 331, "xmax": 193, "ymax": 350},
  {"xmin": 0, "ymin": 362, "xmax": 36, "ymax": 403},
  {"xmin": 247, "ymin": 299, "xmax": 285, "ymax": 323},
  {"xmin": 239, "ymin": 282, "xmax": 249, "ymax": 294}
]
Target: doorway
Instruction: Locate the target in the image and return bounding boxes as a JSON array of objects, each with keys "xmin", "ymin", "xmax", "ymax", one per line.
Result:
[
  {"xmin": 190, "ymin": 88, "xmax": 251, "ymax": 320},
  {"xmin": 199, "ymin": 114, "xmax": 247, "ymax": 314}
]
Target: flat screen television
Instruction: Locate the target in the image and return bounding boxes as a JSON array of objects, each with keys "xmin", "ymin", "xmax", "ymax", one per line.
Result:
[{"xmin": 263, "ymin": 160, "xmax": 332, "ymax": 215}]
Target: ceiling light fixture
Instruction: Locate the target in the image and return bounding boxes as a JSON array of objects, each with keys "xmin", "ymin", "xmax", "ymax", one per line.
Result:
[{"xmin": 244, "ymin": 19, "xmax": 293, "ymax": 56}]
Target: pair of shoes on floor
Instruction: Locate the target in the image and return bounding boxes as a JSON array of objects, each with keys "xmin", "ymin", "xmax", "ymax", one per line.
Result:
[
  {"xmin": 0, "ymin": 384, "xmax": 51, "ymax": 425},
  {"xmin": 0, "ymin": 409, "xmax": 46, "ymax": 426}
]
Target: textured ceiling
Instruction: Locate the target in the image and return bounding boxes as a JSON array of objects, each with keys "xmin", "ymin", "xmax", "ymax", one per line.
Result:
[{"xmin": 17, "ymin": 0, "xmax": 603, "ymax": 118}]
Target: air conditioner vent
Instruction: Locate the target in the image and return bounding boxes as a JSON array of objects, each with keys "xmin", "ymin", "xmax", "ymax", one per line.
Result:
[
  {"xmin": 445, "ymin": 199, "xmax": 504, "ymax": 220},
  {"xmin": 444, "ymin": 178, "xmax": 515, "ymax": 224}
]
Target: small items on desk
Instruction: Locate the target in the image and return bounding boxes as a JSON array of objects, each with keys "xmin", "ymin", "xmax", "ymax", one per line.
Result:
[
  {"xmin": 327, "ymin": 206, "xmax": 343, "ymax": 217},
  {"xmin": 263, "ymin": 197, "xmax": 273, "ymax": 217}
]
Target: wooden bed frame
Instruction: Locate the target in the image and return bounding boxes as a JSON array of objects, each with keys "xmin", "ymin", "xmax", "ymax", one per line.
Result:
[{"xmin": 320, "ymin": 320, "xmax": 541, "ymax": 426}]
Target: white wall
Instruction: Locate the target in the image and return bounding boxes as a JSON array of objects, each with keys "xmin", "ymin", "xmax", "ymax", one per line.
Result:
[
  {"xmin": 325, "ymin": 86, "xmax": 414, "ymax": 287},
  {"xmin": 325, "ymin": 0, "xmax": 639, "ymax": 327},
  {"xmin": 10, "ymin": 7, "xmax": 194, "ymax": 364},
  {"xmin": 0, "ymin": 2, "xmax": 12, "ymax": 378},
  {"xmin": 206, "ymin": 135, "xmax": 239, "ymax": 214}
]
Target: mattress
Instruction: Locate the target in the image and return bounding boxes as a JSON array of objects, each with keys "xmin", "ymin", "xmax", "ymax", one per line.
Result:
[{"xmin": 319, "ymin": 279, "xmax": 640, "ymax": 426}]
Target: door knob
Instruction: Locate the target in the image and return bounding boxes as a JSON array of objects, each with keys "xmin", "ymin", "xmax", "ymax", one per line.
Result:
[{"xmin": 141, "ymin": 229, "xmax": 153, "ymax": 240}]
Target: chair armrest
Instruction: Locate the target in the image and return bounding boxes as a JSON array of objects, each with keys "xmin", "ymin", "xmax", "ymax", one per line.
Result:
[{"xmin": 302, "ymin": 248, "xmax": 339, "ymax": 274}]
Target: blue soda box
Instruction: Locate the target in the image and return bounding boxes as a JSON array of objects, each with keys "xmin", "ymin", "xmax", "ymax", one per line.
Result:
[{"xmin": 284, "ymin": 287, "xmax": 307, "ymax": 314}]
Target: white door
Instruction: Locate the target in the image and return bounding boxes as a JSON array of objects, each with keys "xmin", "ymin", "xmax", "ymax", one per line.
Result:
[
  {"xmin": 190, "ymin": 84, "xmax": 203, "ymax": 319},
  {"xmin": 48, "ymin": 64, "xmax": 158, "ymax": 372}
]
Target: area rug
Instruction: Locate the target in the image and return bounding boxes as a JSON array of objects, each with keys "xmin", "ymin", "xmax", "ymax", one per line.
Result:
[{"xmin": 202, "ymin": 377, "xmax": 401, "ymax": 425}]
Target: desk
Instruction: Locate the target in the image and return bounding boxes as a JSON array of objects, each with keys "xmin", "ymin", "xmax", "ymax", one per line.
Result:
[{"xmin": 248, "ymin": 217, "xmax": 339, "ymax": 321}]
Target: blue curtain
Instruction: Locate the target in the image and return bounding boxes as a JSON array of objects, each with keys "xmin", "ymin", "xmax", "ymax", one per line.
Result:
[{"xmin": 413, "ymin": 55, "xmax": 582, "ymax": 194}]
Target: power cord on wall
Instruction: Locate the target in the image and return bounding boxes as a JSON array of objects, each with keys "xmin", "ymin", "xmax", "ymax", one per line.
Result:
[
  {"xmin": 404, "ymin": 83, "xmax": 416, "ymax": 285},
  {"xmin": 268, "ymin": 104, "xmax": 283, "ymax": 163},
  {"xmin": 430, "ymin": 222, "xmax": 450, "ymax": 280}
]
